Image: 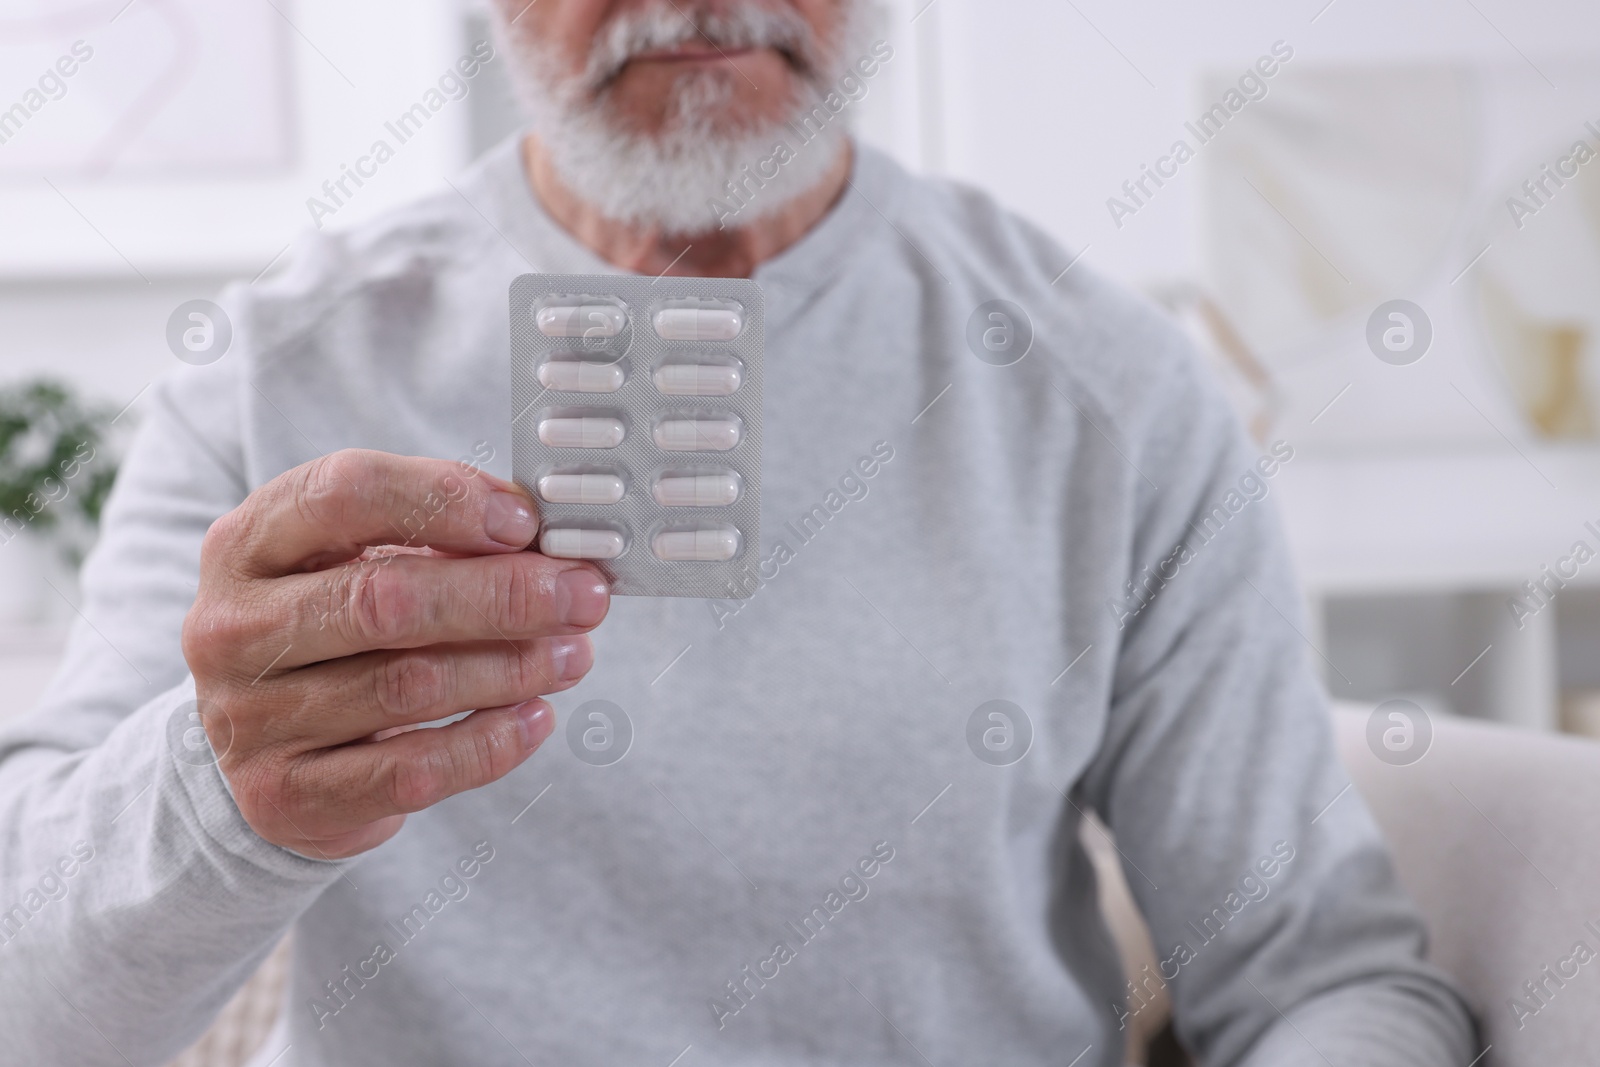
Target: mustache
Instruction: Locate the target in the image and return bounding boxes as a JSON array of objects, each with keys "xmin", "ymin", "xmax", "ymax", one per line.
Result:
[{"xmin": 581, "ymin": 2, "xmax": 822, "ymax": 92}]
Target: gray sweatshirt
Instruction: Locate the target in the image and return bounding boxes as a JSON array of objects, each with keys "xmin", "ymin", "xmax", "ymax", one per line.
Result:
[{"xmin": 0, "ymin": 137, "xmax": 1475, "ymax": 1067}]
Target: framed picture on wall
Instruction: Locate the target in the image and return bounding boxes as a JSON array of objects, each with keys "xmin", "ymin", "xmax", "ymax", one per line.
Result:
[
  {"xmin": 0, "ymin": 0, "xmax": 480, "ymax": 278},
  {"xmin": 1196, "ymin": 56, "xmax": 1600, "ymax": 449}
]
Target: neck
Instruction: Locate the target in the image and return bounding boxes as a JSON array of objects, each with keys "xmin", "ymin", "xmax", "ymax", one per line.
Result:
[{"xmin": 521, "ymin": 134, "xmax": 853, "ymax": 279}]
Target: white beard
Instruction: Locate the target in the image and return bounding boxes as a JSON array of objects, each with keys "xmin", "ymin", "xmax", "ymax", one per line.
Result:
[{"xmin": 495, "ymin": 1, "xmax": 877, "ymax": 236}]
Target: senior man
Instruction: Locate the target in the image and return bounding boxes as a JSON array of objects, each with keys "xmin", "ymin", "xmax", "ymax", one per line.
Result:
[{"xmin": 0, "ymin": 2, "xmax": 1476, "ymax": 1065}]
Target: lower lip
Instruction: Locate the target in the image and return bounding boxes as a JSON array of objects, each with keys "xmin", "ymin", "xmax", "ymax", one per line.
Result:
[{"xmin": 629, "ymin": 46, "xmax": 760, "ymax": 64}]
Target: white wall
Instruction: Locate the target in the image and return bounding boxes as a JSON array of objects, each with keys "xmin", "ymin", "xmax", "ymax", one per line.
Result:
[{"xmin": 919, "ymin": 0, "xmax": 1600, "ymax": 284}]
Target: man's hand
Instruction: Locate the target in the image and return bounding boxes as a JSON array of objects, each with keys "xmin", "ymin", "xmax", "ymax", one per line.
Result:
[{"xmin": 180, "ymin": 449, "xmax": 608, "ymax": 860}]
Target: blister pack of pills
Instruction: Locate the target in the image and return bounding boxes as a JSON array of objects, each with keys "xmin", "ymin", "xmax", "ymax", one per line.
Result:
[{"xmin": 509, "ymin": 274, "xmax": 764, "ymax": 599}]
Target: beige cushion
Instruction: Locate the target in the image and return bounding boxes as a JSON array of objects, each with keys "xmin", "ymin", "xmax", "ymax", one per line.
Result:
[
  {"xmin": 166, "ymin": 939, "xmax": 288, "ymax": 1067},
  {"xmin": 1091, "ymin": 704, "xmax": 1600, "ymax": 1065},
  {"xmin": 1331, "ymin": 704, "xmax": 1600, "ymax": 1066}
]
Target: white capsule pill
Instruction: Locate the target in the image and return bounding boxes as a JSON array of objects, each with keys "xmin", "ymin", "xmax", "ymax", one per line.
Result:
[
  {"xmin": 538, "ymin": 360, "xmax": 624, "ymax": 393},
  {"xmin": 653, "ymin": 417, "xmax": 741, "ymax": 452},
  {"xmin": 535, "ymin": 304, "xmax": 626, "ymax": 339},
  {"xmin": 653, "ymin": 363, "xmax": 742, "ymax": 396},
  {"xmin": 652, "ymin": 307, "xmax": 743, "ymax": 342},
  {"xmin": 652, "ymin": 527, "xmax": 741, "ymax": 562},
  {"xmin": 653, "ymin": 474, "xmax": 740, "ymax": 508},
  {"xmin": 541, "ymin": 527, "xmax": 625, "ymax": 559},
  {"xmin": 538, "ymin": 417, "xmax": 625, "ymax": 449},
  {"xmin": 538, "ymin": 473, "xmax": 625, "ymax": 505}
]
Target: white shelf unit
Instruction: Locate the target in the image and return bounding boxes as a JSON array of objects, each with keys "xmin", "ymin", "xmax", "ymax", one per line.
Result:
[{"xmin": 1278, "ymin": 447, "xmax": 1600, "ymax": 730}]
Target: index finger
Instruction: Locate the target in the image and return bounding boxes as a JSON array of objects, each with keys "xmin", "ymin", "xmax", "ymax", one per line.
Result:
[{"xmin": 216, "ymin": 449, "xmax": 538, "ymax": 578}]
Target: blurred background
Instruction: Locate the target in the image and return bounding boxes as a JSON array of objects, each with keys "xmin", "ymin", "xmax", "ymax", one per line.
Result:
[{"xmin": 4, "ymin": 0, "xmax": 1600, "ymax": 738}]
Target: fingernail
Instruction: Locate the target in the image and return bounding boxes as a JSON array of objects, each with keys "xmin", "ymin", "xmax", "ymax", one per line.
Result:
[
  {"xmin": 549, "ymin": 636, "xmax": 593, "ymax": 682},
  {"xmin": 556, "ymin": 568, "xmax": 610, "ymax": 627},
  {"xmin": 485, "ymin": 490, "xmax": 538, "ymax": 547},
  {"xmin": 515, "ymin": 700, "xmax": 553, "ymax": 748}
]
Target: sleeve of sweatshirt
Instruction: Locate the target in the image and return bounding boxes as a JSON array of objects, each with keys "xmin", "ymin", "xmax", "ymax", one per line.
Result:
[
  {"xmin": 1074, "ymin": 334, "xmax": 1480, "ymax": 1066},
  {"xmin": 0, "ymin": 302, "xmax": 348, "ymax": 1065}
]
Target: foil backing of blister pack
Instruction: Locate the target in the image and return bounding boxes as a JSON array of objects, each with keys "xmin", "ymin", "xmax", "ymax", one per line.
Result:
[{"xmin": 510, "ymin": 274, "xmax": 764, "ymax": 599}]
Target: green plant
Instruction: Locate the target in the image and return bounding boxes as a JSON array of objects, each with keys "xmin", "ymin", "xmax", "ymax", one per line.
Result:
[{"xmin": 0, "ymin": 379, "xmax": 118, "ymax": 541}]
